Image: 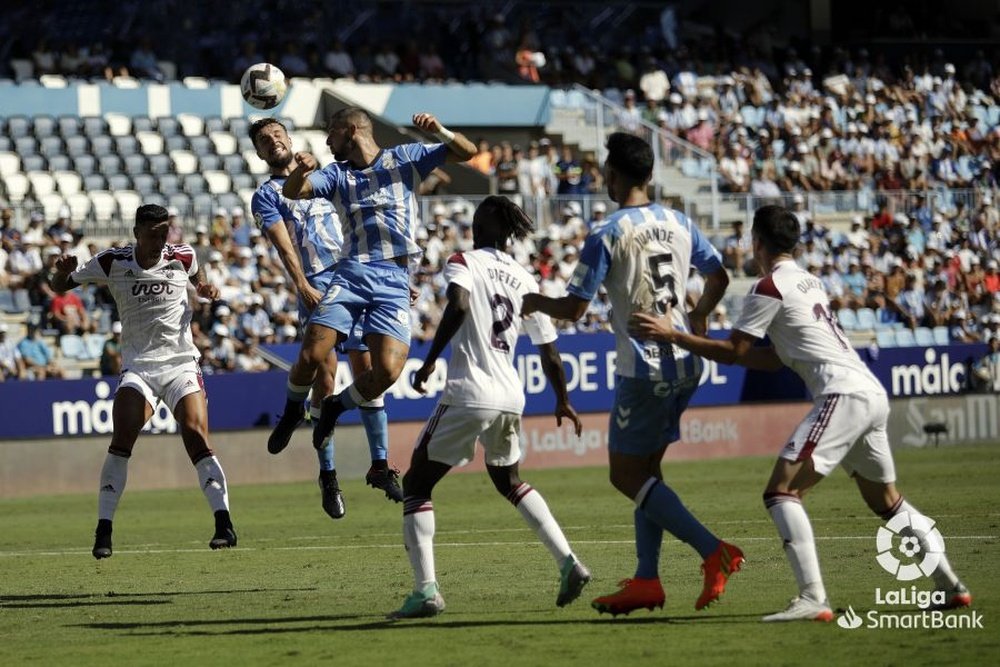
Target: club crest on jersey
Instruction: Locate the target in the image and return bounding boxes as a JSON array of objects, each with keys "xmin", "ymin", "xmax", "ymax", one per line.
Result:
[
  {"xmin": 124, "ymin": 269, "xmax": 135, "ymax": 278},
  {"xmin": 380, "ymin": 152, "xmax": 397, "ymax": 169},
  {"xmin": 253, "ymin": 211, "xmax": 265, "ymax": 229}
]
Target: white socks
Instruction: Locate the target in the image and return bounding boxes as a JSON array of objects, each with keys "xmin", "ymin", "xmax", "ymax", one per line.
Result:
[
  {"xmin": 195, "ymin": 455, "xmax": 230, "ymax": 513},
  {"xmin": 98, "ymin": 452, "xmax": 129, "ymax": 522},
  {"xmin": 510, "ymin": 484, "xmax": 573, "ymax": 565},
  {"xmin": 765, "ymin": 493, "xmax": 827, "ymax": 603},
  {"xmin": 886, "ymin": 498, "xmax": 960, "ymax": 590},
  {"xmin": 403, "ymin": 498, "xmax": 437, "ymax": 589}
]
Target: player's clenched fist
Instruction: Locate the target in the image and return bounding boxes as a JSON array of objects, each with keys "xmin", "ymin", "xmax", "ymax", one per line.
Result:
[
  {"xmin": 412, "ymin": 113, "xmax": 443, "ymax": 134},
  {"xmin": 55, "ymin": 254, "xmax": 78, "ymax": 274},
  {"xmin": 294, "ymin": 152, "xmax": 318, "ymax": 171}
]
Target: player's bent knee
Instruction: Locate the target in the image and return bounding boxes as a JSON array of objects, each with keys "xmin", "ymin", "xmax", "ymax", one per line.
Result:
[{"xmin": 486, "ymin": 465, "xmax": 520, "ymax": 497}]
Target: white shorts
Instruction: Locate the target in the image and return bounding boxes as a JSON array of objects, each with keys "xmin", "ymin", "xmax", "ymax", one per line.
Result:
[
  {"xmin": 414, "ymin": 403, "xmax": 522, "ymax": 468},
  {"xmin": 779, "ymin": 392, "xmax": 896, "ymax": 483},
  {"xmin": 118, "ymin": 359, "xmax": 205, "ymax": 414}
]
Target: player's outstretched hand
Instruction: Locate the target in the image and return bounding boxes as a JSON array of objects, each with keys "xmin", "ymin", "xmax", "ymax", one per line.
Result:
[
  {"xmin": 55, "ymin": 254, "xmax": 78, "ymax": 274},
  {"xmin": 555, "ymin": 401, "xmax": 583, "ymax": 437},
  {"xmin": 196, "ymin": 283, "xmax": 220, "ymax": 301},
  {"xmin": 412, "ymin": 112, "xmax": 443, "ymax": 134},
  {"xmin": 521, "ymin": 293, "xmax": 541, "ymax": 317},
  {"xmin": 294, "ymin": 152, "xmax": 319, "ymax": 172},
  {"xmin": 412, "ymin": 360, "xmax": 436, "ymax": 395},
  {"xmin": 629, "ymin": 312, "xmax": 676, "ymax": 343}
]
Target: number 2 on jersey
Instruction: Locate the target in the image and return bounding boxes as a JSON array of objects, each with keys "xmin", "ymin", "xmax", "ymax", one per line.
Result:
[{"xmin": 490, "ymin": 293, "xmax": 515, "ymax": 352}]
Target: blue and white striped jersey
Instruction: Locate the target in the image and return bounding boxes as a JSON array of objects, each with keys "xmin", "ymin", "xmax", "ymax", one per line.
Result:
[
  {"xmin": 251, "ymin": 176, "xmax": 343, "ymax": 277},
  {"xmin": 568, "ymin": 203, "xmax": 723, "ymax": 382},
  {"xmin": 307, "ymin": 143, "xmax": 448, "ymax": 263}
]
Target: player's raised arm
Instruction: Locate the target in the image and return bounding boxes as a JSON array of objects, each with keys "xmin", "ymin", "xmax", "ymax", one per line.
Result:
[
  {"xmin": 412, "ymin": 112, "xmax": 477, "ymax": 163},
  {"xmin": 521, "ymin": 293, "xmax": 590, "ymax": 322},
  {"xmin": 282, "ymin": 152, "xmax": 319, "ymax": 199},
  {"xmin": 537, "ymin": 341, "xmax": 582, "ymax": 436},
  {"xmin": 50, "ymin": 255, "xmax": 80, "ymax": 293}
]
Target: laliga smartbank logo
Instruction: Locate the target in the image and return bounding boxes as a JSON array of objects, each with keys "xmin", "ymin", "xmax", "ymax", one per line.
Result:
[{"xmin": 836, "ymin": 511, "xmax": 982, "ymax": 631}]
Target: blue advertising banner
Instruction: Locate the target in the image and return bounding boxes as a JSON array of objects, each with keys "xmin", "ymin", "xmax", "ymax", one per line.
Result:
[{"xmin": 0, "ymin": 334, "xmax": 986, "ymax": 439}]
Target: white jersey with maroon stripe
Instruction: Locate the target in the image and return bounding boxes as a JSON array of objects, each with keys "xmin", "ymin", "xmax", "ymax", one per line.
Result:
[
  {"xmin": 734, "ymin": 259, "xmax": 883, "ymax": 398},
  {"xmin": 441, "ymin": 248, "xmax": 557, "ymax": 413},
  {"xmin": 71, "ymin": 244, "xmax": 199, "ymax": 367}
]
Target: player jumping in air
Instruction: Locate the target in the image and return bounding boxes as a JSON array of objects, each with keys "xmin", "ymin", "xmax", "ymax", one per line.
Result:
[
  {"xmin": 250, "ymin": 117, "xmax": 400, "ymax": 518},
  {"xmin": 522, "ymin": 133, "xmax": 744, "ymax": 615},
  {"xmin": 389, "ymin": 195, "xmax": 590, "ymax": 619},
  {"xmin": 51, "ymin": 204, "xmax": 237, "ymax": 558},
  {"xmin": 271, "ymin": 107, "xmax": 476, "ymax": 459},
  {"xmin": 631, "ymin": 204, "xmax": 971, "ymax": 621}
]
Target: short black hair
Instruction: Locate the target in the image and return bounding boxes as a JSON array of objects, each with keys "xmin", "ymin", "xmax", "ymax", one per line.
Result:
[
  {"xmin": 249, "ymin": 117, "xmax": 287, "ymax": 148},
  {"xmin": 135, "ymin": 204, "xmax": 169, "ymax": 226},
  {"xmin": 605, "ymin": 132, "xmax": 653, "ymax": 183},
  {"xmin": 751, "ymin": 205, "xmax": 799, "ymax": 254},
  {"xmin": 330, "ymin": 106, "xmax": 372, "ymax": 129}
]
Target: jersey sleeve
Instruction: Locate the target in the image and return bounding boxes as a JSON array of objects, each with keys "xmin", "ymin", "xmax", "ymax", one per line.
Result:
[
  {"xmin": 443, "ymin": 252, "xmax": 473, "ymax": 291},
  {"xmin": 251, "ymin": 184, "xmax": 284, "ymax": 232},
  {"xmin": 70, "ymin": 251, "xmax": 113, "ymax": 285},
  {"xmin": 566, "ymin": 224, "xmax": 614, "ymax": 302},
  {"xmin": 733, "ymin": 277, "xmax": 782, "ymax": 339},
  {"xmin": 307, "ymin": 163, "xmax": 343, "ymax": 200},
  {"xmin": 401, "ymin": 142, "xmax": 448, "ymax": 179},
  {"xmin": 686, "ymin": 216, "xmax": 724, "ymax": 273}
]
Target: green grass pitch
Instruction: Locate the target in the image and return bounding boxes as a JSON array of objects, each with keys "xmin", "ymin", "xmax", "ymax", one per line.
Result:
[{"xmin": 1, "ymin": 445, "xmax": 998, "ymax": 666}]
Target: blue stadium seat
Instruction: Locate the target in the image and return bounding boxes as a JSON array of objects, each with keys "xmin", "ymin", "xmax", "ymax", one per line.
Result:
[
  {"xmin": 205, "ymin": 117, "xmax": 226, "ymax": 133},
  {"xmin": 856, "ymin": 308, "xmax": 876, "ymax": 330},
  {"xmin": 837, "ymin": 309, "xmax": 859, "ymax": 330},
  {"xmin": 83, "ymin": 117, "xmax": 110, "ymax": 138},
  {"xmin": 157, "ymin": 173, "xmax": 180, "ymax": 195},
  {"xmin": 216, "ymin": 192, "xmax": 241, "ymax": 212},
  {"xmin": 168, "ymin": 193, "xmax": 192, "ymax": 216},
  {"xmin": 39, "ymin": 136, "xmax": 64, "ymax": 159},
  {"xmin": 14, "ymin": 137, "xmax": 39, "ymax": 156},
  {"xmin": 199, "ymin": 155, "xmax": 222, "ymax": 171},
  {"xmin": 189, "ymin": 136, "xmax": 212, "ymax": 156},
  {"xmin": 59, "ymin": 334, "xmax": 86, "ymax": 360},
  {"xmin": 895, "ymin": 329, "xmax": 916, "ymax": 347},
  {"xmin": 83, "ymin": 334, "xmax": 106, "ymax": 360},
  {"xmin": 73, "ymin": 155, "xmax": 97, "ymax": 177},
  {"xmin": 132, "ymin": 174, "xmax": 156, "ymax": 195},
  {"xmin": 65, "ymin": 135, "xmax": 90, "ymax": 157},
  {"xmin": 32, "ymin": 115, "xmax": 57, "ymax": 138},
  {"xmin": 123, "ymin": 154, "xmax": 148, "ymax": 176},
  {"xmin": 164, "ymin": 135, "xmax": 188, "ymax": 152},
  {"xmin": 875, "ymin": 330, "xmax": 896, "ymax": 347},
  {"xmin": 932, "ymin": 326, "xmax": 950, "ymax": 346},
  {"xmin": 192, "ymin": 193, "xmax": 215, "ymax": 218},
  {"xmin": 48, "ymin": 155, "xmax": 71, "ymax": 171},
  {"xmin": 91, "ymin": 136, "xmax": 114, "ymax": 157},
  {"xmin": 148, "ymin": 154, "xmax": 172, "ymax": 176},
  {"xmin": 237, "ymin": 136, "xmax": 255, "ymax": 153},
  {"xmin": 228, "ymin": 118, "xmax": 249, "ymax": 136},
  {"xmin": 144, "ymin": 193, "xmax": 167, "ymax": 208},
  {"xmin": 0, "ymin": 137, "xmax": 12, "ymax": 151},
  {"xmin": 183, "ymin": 174, "xmax": 206, "ymax": 194},
  {"xmin": 223, "ymin": 154, "xmax": 247, "ymax": 174},
  {"xmin": 83, "ymin": 174, "xmax": 107, "ymax": 191},
  {"xmin": 99, "ymin": 155, "xmax": 123, "ymax": 175},
  {"xmin": 58, "ymin": 116, "xmax": 81, "ymax": 138},
  {"xmin": 914, "ymin": 327, "xmax": 935, "ymax": 347},
  {"xmin": 548, "ymin": 89, "xmax": 568, "ymax": 108},
  {"xmin": 0, "ymin": 289, "xmax": 16, "ymax": 313},
  {"xmin": 231, "ymin": 173, "xmax": 255, "ymax": 191},
  {"xmin": 21, "ymin": 154, "xmax": 46, "ymax": 172},
  {"xmin": 156, "ymin": 117, "xmax": 180, "ymax": 137},
  {"xmin": 7, "ymin": 116, "xmax": 31, "ymax": 139},
  {"xmin": 114, "ymin": 136, "xmax": 139, "ymax": 156},
  {"xmin": 107, "ymin": 174, "xmax": 131, "ymax": 191}
]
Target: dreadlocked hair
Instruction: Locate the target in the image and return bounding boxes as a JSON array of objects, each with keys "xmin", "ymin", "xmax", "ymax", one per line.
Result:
[{"xmin": 477, "ymin": 195, "xmax": 535, "ymax": 242}]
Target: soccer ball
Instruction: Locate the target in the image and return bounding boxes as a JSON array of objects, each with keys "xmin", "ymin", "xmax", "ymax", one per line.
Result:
[{"xmin": 240, "ymin": 63, "xmax": 287, "ymax": 110}]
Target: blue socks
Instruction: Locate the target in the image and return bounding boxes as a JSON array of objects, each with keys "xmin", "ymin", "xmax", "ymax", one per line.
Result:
[
  {"xmin": 636, "ymin": 478, "xmax": 719, "ymax": 560},
  {"xmin": 360, "ymin": 407, "xmax": 388, "ymax": 461},
  {"xmin": 634, "ymin": 507, "xmax": 663, "ymax": 579}
]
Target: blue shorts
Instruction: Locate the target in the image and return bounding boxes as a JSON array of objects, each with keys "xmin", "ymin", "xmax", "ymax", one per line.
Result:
[
  {"xmin": 608, "ymin": 375, "xmax": 699, "ymax": 455},
  {"xmin": 308, "ymin": 258, "xmax": 411, "ymax": 347},
  {"xmin": 305, "ymin": 267, "xmax": 366, "ymax": 352}
]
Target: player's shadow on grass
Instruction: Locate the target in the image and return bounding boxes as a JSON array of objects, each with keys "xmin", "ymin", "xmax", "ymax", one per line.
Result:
[
  {"xmin": 79, "ymin": 612, "xmax": 765, "ymax": 636},
  {"xmin": 4, "ymin": 587, "xmax": 317, "ymax": 609}
]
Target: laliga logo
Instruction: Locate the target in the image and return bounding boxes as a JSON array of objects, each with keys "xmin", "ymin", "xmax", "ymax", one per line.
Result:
[{"xmin": 875, "ymin": 511, "xmax": 944, "ymax": 581}]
